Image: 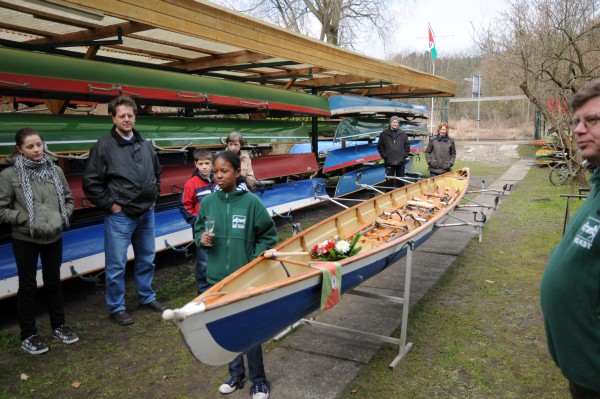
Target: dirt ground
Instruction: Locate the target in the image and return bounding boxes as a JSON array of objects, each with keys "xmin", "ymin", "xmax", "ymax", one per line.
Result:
[{"xmin": 0, "ymin": 142, "xmax": 520, "ymax": 398}]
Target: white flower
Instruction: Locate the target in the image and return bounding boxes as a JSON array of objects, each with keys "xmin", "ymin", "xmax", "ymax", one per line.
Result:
[{"xmin": 335, "ymin": 240, "xmax": 351, "ymax": 254}]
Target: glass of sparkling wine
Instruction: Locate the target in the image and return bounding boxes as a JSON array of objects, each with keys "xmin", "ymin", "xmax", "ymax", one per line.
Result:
[{"xmin": 205, "ymin": 217, "xmax": 215, "ymax": 246}]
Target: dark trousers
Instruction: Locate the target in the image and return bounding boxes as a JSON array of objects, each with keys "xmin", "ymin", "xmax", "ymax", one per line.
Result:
[
  {"xmin": 570, "ymin": 381, "xmax": 600, "ymax": 399},
  {"xmin": 229, "ymin": 344, "xmax": 267, "ymax": 384},
  {"xmin": 13, "ymin": 237, "xmax": 65, "ymax": 340},
  {"xmin": 386, "ymin": 163, "xmax": 406, "ymax": 188}
]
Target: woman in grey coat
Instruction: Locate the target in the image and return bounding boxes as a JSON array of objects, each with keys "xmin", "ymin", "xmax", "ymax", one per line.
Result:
[
  {"xmin": 425, "ymin": 122, "xmax": 456, "ymax": 177},
  {"xmin": 0, "ymin": 128, "xmax": 78, "ymax": 355}
]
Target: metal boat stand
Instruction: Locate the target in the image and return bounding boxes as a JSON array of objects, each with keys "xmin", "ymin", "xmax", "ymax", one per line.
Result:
[
  {"xmin": 466, "ymin": 180, "xmax": 512, "ymax": 195},
  {"xmin": 274, "ymin": 240, "xmax": 416, "ymax": 370},
  {"xmin": 435, "ymin": 212, "xmax": 486, "ymax": 242}
]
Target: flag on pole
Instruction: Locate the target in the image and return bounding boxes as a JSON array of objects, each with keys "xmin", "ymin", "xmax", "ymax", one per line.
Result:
[{"xmin": 428, "ymin": 23, "xmax": 437, "ymax": 65}]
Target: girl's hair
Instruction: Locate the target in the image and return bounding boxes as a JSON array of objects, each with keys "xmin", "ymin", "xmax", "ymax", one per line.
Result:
[
  {"xmin": 226, "ymin": 131, "xmax": 246, "ymax": 146},
  {"xmin": 437, "ymin": 122, "xmax": 449, "ymax": 132},
  {"xmin": 15, "ymin": 127, "xmax": 43, "ymax": 146},
  {"xmin": 214, "ymin": 150, "xmax": 241, "ymax": 170}
]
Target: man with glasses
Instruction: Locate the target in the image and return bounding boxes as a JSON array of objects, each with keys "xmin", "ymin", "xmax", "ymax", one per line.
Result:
[
  {"xmin": 541, "ymin": 79, "xmax": 600, "ymax": 398},
  {"xmin": 83, "ymin": 95, "xmax": 165, "ymax": 326}
]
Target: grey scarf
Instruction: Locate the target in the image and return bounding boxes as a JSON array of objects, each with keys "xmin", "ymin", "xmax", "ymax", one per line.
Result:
[{"xmin": 13, "ymin": 153, "xmax": 70, "ymax": 237}]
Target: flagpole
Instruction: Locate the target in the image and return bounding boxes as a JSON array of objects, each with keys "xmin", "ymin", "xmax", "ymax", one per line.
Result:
[
  {"xmin": 428, "ymin": 23, "xmax": 437, "ymax": 136},
  {"xmin": 430, "ymin": 62, "xmax": 435, "ymax": 135}
]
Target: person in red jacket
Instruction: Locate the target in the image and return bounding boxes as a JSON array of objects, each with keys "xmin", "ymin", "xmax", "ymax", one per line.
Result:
[{"xmin": 178, "ymin": 149, "xmax": 214, "ymax": 293}]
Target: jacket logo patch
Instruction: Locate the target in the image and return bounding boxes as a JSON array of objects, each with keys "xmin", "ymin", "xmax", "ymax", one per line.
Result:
[
  {"xmin": 232, "ymin": 215, "xmax": 246, "ymax": 229},
  {"xmin": 574, "ymin": 216, "xmax": 600, "ymax": 249}
]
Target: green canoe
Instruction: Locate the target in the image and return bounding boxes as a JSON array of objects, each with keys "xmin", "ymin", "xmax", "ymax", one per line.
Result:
[
  {"xmin": 0, "ymin": 114, "xmax": 310, "ymax": 156},
  {"xmin": 0, "ymin": 47, "xmax": 330, "ymax": 116}
]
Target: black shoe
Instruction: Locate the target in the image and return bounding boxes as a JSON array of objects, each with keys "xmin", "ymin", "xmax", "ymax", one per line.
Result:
[
  {"xmin": 139, "ymin": 300, "xmax": 167, "ymax": 312},
  {"xmin": 110, "ymin": 310, "xmax": 134, "ymax": 326}
]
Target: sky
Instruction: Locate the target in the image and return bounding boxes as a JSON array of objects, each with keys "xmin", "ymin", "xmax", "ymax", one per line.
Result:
[{"xmin": 363, "ymin": 0, "xmax": 510, "ymax": 59}]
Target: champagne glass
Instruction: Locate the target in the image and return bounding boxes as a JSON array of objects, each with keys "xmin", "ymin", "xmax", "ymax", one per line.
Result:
[{"xmin": 205, "ymin": 217, "xmax": 215, "ymax": 246}]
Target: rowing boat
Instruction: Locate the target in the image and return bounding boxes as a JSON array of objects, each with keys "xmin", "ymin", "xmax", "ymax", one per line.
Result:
[
  {"xmin": 163, "ymin": 169, "xmax": 469, "ymax": 365},
  {"xmin": 0, "ymin": 47, "xmax": 330, "ymax": 116}
]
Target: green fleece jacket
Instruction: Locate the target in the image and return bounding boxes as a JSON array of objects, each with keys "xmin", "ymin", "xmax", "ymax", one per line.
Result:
[
  {"xmin": 541, "ymin": 168, "xmax": 600, "ymax": 392},
  {"xmin": 194, "ymin": 189, "xmax": 276, "ymax": 284},
  {"xmin": 0, "ymin": 165, "xmax": 74, "ymax": 244}
]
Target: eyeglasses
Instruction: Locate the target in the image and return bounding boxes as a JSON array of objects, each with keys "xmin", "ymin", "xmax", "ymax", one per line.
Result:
[{"xmin": 572, "ymin": 114, "xmax": 600, "ymax": 129}]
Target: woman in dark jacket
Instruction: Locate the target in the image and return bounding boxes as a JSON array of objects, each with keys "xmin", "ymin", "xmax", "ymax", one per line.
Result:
[
  {"xmin": 0, "ymin": 128, "xmax": 78, "ymax": 355},
  {"xmin": 425, "ymin": 122, "xmax": 456, "ymax": 177}
]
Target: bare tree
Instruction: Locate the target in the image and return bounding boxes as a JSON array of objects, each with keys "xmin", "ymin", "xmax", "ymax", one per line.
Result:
[
  {"xmin": 213, "ymin": 0, "xmax": 400, "ymax": 51},
  {"xmin": 476, "ymin": 0, "xmax": 600, "ymax": 178}
]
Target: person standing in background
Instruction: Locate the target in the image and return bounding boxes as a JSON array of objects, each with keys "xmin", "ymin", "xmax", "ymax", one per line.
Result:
[
  {"xmin": 377, "ymin": 116, "xmax": 411, "ymax": 187},
  {"xmin": 83, "ymin": 95, "xmax": 165, "ymax": 326},
  {"xmin": 178, "ymin": 149, "xmax": 214, "ymax": 294},
  {"xmin": 425, "ymin": 122, "xmax": 456, "ymax": 177},
  {"xmin": 225, "ymin": 131, "xmax": 256, "ymax": 191},
  {"xmin": 0, "ymin": 128, "xmax": 78, "ymax": 354}
]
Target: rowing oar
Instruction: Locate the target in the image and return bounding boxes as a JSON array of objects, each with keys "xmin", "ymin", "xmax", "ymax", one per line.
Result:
[{"xmin": 264, "ymin": 251, "xmax": 310, "ymax": 259}]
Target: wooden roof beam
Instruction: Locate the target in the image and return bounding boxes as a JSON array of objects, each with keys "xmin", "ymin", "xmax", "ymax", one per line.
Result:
[
  {"xmin": 0, "ymin": 21, "xmax": 56, "ymax": 38},
  {"xmin": 27, "ymin": 21, "xmax": 153, "ymax": 45},
  {"xmin": 294, "ymin": 74, "xmax": 372, "ymax": 88},
  {"xmin": 242, "ymin": 66, "xmax": 328, "ymax": 80},
  {"xmin": 166, "ymin": 50, "xmax": 272, "ymax": 70},
  {"xmin": 127, "ymin": 33, "xmax": 221, "ymax": 56},
  {"xmin": 0, "ymin": 1, "xmax": 99, "ymax": 29}
]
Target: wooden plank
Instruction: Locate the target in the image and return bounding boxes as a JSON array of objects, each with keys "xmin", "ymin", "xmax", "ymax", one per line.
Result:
[{"xmin": 27, "ymin": 21, "xmax": 153, "ymax": 45}]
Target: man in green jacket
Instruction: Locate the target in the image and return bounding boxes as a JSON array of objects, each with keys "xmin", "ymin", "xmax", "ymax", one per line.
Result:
[{"xmin": 541, "ymin": 79, "xmax": 600, "ymax": 398}]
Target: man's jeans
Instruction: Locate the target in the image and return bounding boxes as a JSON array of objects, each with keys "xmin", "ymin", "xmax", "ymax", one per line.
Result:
[{"xmin": 104, "ymin": 209, "xmax": 157, "ymax": 314}]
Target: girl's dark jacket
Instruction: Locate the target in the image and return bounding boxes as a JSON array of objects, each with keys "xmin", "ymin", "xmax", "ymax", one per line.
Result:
[{"xmin": 83, "ymin": 126, "xmax": 161, "ymax": 217}]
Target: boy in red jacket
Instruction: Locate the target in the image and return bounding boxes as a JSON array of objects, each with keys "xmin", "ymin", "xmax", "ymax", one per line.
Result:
[{"xmin": 178, "ymin": 149, "xmax": 214, "ymax": 293}]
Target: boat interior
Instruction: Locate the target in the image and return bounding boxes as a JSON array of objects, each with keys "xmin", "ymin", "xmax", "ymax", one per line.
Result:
[{"xmin": 203, "ymin": 170, "xmax": 470, "ymax": 303}]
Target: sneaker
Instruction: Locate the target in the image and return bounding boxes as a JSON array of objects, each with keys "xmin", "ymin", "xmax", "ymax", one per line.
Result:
[
  {"xmin": 218, "ymin": 374, "xmax": 245, "ymax": 394},
  {"xmin": 21, "ymin": 335, "xmax": 49, "ymax": 355},
  {"xmin": 51, "ymin": 325, "xmax": 79, "ymax": 344},
  {"xmin": 250, "ymin": 381, "xmax": 270, "ymax": 399}
]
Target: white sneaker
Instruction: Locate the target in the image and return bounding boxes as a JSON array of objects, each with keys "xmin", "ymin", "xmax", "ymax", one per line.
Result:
[
  {"xmin": 219, "ymin": 375, "xmax": 245, "ymax": 394},
  {"xmin": 250, "ymin": 381, "xmax": 270, "ymax": 399}
]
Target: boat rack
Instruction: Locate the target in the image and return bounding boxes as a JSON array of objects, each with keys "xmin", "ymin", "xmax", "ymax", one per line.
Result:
[{"xmin": 274, "ymin": 240, "xmax": 417, "ymax": 370}]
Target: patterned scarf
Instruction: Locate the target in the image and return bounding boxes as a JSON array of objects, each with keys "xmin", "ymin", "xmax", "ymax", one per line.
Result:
[{"xmin": 13, "ymin": 153, "xmax": 70, "ymax": 237}]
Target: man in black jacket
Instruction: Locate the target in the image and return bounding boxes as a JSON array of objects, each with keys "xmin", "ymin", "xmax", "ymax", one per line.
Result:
[
  {"xmin": 83, "ymin": 95, "xmax": 165, "ymax": 326},
  {"xmin": 377, "ymin": 116, "xmax": 411, "ymax": 188}
]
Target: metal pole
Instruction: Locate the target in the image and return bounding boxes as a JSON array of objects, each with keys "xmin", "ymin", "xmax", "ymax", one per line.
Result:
[{"xmin": 476, "ymin": 75, "xmax": 481, "ymax": 143}]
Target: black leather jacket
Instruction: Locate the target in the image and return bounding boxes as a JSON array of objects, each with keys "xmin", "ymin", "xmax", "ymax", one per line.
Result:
[
  {"xmin": 83, "ymin": 126, "xmax": 161, "ymax": 217},
  {"xmin": 377, "ymin": 128, "xmax": 411, "ymax": 166}
]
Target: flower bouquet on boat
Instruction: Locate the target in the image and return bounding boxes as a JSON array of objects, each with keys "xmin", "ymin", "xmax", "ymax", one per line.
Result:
[{"xmin": 163, "ymin": 169, "xmax": 470, "ymax": 366}]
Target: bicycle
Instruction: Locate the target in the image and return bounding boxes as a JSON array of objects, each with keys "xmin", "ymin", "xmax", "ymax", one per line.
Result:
[{"xmin": 549, "ymin": 158, "xmax": 591, "ymax": 186}]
